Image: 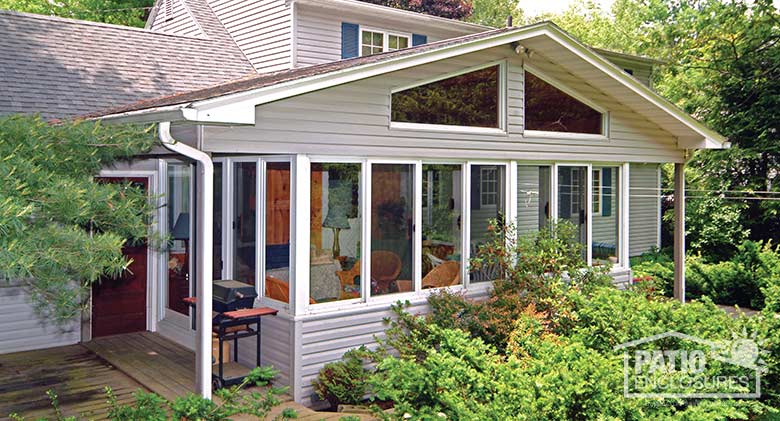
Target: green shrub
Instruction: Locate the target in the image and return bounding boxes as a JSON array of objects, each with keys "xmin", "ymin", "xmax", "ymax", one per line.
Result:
[{"xmin": 313, "ymin": 347, "xmax": 373, "ymax": 408}]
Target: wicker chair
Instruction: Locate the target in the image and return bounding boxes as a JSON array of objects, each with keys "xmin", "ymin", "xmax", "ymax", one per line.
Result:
[
  {"xmin": 370, "ymin": 250, "xmax": 402, "ymax": 283},
  {"xmin": 265, "ymin": 275, "xmax": 316, "ymax": 304},
  {"xmin": 422, "ymin": 260, "xmax": 461, "ymax": 289}
]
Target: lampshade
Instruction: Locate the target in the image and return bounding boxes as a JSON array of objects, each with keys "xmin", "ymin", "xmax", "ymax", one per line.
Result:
[
  {"xmin": 171, "ymin": 212, "xmax": 190, "ymax": 240},
  {"xmin": 322, "ymin": 180, "xmax": 351, "ymax": 229}
]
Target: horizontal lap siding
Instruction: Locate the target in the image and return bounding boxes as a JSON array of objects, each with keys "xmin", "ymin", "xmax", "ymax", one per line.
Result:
[
  {"xmin": 204, "ymin": 47, "xmax": 684, "ymax": 163},
  {"xmin": 209, "ymin": 0, "xmax": 292, "ymax": 72},
  {"xmin": 236, "ymin": 312, "xmax": 294, "ymax": 388},
  {"xmin": 629, "ymin": 164, "xmax": 661, "ymax": 256},
  {"xmin": 149, "ymin": 0, "xmax": 204, "ymax": 37},
  {"xmin": 592, "ymin": 171, "xmax": 618, "ymax": 245},
  {"xmin": 0, "ymin": 284, "xmax": 79, "ymax": 354}
]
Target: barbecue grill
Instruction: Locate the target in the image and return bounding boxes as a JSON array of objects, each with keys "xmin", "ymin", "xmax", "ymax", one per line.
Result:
[
  {"xmin": 184, "ymin": 280, "xmax": 277, "ymax": 389},
  {"xmin": 212, "ymin": 280, "xmax": 257, "ymax": 321}
]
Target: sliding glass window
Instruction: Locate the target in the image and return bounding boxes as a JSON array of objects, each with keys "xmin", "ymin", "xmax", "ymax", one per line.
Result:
[
  {"xmin": 310, "ymin": 163, "xmax": 362, "ymax": 303},
  {"xmin": 557, "ymin": 165, "xmax": 588, "ymax": 259},
  {"xmin": 421, "ymin": 164, "xmax": 463, "ymax": 289},
  {"xmin": 166, "ymin": 162, "xmax": 191, "ymax": 315},
  {"xmin": 233, "ymin": 161, "xmax": 257, "ymax": 286},
  {"xmin": 592, "ymin": 166, "xmax": 620, "ymax": 266},
  {"xmin": 469, "ymin": 164, "xmax": 506, "ymax": 282},
  {"xmin": 371, "ymin": 163, "xmax": 415, "ymax": 296},
  {"xmin": 264, "ymin": 162, "xmax": 292, "ymax": 303},
  {"xmin": 516, "ymin": 165, "xmax": 552, "ymax": 236}
]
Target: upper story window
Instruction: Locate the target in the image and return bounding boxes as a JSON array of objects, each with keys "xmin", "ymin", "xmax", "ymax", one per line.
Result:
[
  {"xmin": 360, "ymin": 29, "xmax": 410, "ymax": 56},
  {"xmin": 524, "ymin": 70, "xmax": 605, "ymax": 135},
  {"xmin": 391, "ymin": 64, "xmax": 501, "ymax": 129}
]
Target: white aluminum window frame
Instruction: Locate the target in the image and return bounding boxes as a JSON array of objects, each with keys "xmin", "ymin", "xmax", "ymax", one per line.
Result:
[
  {"xmin": 218, "ymin": 156, "xmax": 296, "ymax": 314},
  {"xmin": 522, "ymin": 63, "xmax": 610, "ymax": 140},
  {"xmin": 359, "ymin": 26, "xmax": 411, "ymax": 57},
  {"xmin": 389, "ymin": 60, "xmax": 508, "ymax": 134}
]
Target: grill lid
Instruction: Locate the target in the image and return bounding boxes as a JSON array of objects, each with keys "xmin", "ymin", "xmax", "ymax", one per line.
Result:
[{"xmin": 213, "ymin": 280, "xmax": 257, "ymax": 304}]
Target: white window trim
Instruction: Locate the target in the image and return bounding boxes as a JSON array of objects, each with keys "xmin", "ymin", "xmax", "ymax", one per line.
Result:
[
  {"xmin": 359, "ymin": 26, "xmax": 411, "ymax": 57},
  {"xmin": 389, "ymin": 60, "xmax": 508, "ymax": 133},
  {"xmin": 523, "ymin": 63, "xmax": 610, "ymax": 139}
]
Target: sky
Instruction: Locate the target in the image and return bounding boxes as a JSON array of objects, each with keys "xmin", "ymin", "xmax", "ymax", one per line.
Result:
[{"xmin": 518, "ymin": 0, "xmax": 616, "ymax": 16}]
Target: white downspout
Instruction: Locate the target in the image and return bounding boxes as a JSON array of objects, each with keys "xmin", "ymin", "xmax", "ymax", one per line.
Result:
[{"xmin": 159, "ymin": 122, "xmax": 214, "ymax": 399}]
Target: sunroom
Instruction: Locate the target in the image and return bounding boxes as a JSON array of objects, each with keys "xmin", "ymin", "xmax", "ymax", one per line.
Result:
[{"xmin": 96, "ymin": 22, "xmax": 727, "ymax": 405}]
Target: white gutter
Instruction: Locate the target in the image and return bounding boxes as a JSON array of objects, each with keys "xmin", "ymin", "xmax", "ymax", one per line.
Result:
[{"xmin": 159, "ymin": 122, "xmax": 214, "ymax": 399}]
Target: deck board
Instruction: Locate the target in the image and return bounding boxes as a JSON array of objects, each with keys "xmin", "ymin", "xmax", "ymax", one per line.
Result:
[
  {"xmin": 0, "ymin": 345, "xmax": 145, "ymax": 420},
  {"xmin": 2, "ymin": 332, "xmax": 374, "ymax": 420}
]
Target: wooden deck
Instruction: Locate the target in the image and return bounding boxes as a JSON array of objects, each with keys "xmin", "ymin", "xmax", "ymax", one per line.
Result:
[
  {"xmin": 0, "ymin": 344, "xmax": 146, "ymax": 420},
  {"xmin": 84, "ymin": 331, "xmax": 373, "ymax": 420}
]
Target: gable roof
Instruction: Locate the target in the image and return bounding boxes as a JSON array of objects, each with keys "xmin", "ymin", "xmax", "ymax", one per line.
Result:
[
  {"xmin": 92, "ymin": 21, "xmax": 726, "ymax": 149},
  {"xmin": 0, "ymin": 0, "xmax": 254, "ymax": 120}
]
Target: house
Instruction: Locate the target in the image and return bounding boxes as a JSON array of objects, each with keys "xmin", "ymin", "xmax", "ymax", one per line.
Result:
[{"xmin": 0, "ymin": 0, "xmax": 723, "ymax": 407}]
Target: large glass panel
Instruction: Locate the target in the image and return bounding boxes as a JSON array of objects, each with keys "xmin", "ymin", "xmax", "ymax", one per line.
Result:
[
  {"xmin": 391, "ymin": 65, "xmax": 500, "ymax": 128},
  {"xmin": 557, "ymin": 166, "xmax": 588, "ymax": 257},
  {"xmin": 469, "ymin": 164, "xmax": 506, "ymax": 282},
  {"xmin": 517, "ymin": 165, "xmax": 552, "ymax": 236},
  {"xmin": 525, "ymin": 71, "xmax": 603, "ymax": 134},
  {"xmin": 592, "ymin": 166, "xmax": 620, "ymax": 266},
  {"xmin": 213, "ymin": 162, "xmax": 223, "ymax": 279},
  {"xmin": 371, "ymin": 164, "xmax": 414, "ymax": 296},
  {"xmin": 166, "ymin": 162, "xmax": 191, "ymax": 315},
  {"xmin": 264, "ymin": 162, "xmax": 291, "ymax": 303},
  {"xmin": 233, "ymin": 162, "xmax": 257, "ymax": 285},
  {"xmin": 422, "ymin": 164, "xmax": 463, "ymax": 288},
  {"xmin": 310, "ymin": 163, "xmax": 362, "ymax": 302}
]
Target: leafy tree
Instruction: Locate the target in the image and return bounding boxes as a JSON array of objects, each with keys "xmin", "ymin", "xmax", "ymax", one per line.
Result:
[
  {"xmin": 0, "ymin": 115, "xmax": 155, "ymax": 322},
  {"xmin": 359, "ymin": 0, "xmax": 473, "ymax": 20},
  {"xmin": 0, "ymin": 0, "xmax": 154, "ymax": 27},
  {"xmin": 465, "ymin": 0, "xmax": 521, "ymax": 28}
]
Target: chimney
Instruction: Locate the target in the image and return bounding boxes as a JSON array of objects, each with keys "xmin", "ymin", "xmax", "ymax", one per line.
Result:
[{"xmin": 506, "ymin": 15, "xmax": 513, "ymax": 27}]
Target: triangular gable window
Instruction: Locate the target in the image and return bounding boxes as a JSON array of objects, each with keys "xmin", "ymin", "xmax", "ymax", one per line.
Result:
[
  {"xmin": 391, "ymin": 65, "xmax": 500, "ymax": 128},
  {"xmin": 524, "ymin": 71, "xmax": 603, "ymax": 135}
]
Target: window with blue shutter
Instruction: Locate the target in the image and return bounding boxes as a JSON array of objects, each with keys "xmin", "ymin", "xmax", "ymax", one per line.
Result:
[
  {"xmin": 341, "ymin": 22, "xmax": 359, "ymax": 59},
  {"xmin": 412, "ymin": 33, "xmax": 427, "ymax": 46},
  {"xmin": 558, "ymin": 167, "xmax": 571, "ymax": 219}
]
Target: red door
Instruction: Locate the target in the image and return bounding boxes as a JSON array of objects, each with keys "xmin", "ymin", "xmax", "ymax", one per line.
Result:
[{"xmin": 91, "ymin": 177, "xmax": 149, "ymax": 338}]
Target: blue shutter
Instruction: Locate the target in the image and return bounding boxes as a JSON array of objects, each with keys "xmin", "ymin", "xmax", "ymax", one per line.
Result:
[
  {"xmin": 602, "ymin": 168, "xmax": 612, "ymax": 217},
  {"xmin": 412, "ymin": 33, "xmax": 427, "ymax": 46},
  {"xmin": 341, "ymin": 22, "xmax": 359, "ymax": 59},
  {"xmin": 559, "ymin": 168, "xmax": 571, "ymax": 219},
  {"xmin": 471, "ymin": 166, "xmax": 481, "ymax": 210}
]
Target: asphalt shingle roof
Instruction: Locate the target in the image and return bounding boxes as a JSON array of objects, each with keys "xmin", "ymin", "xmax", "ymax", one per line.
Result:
[
  {"xmin": 89, "ymin": 26, "xmax": 521, "ymax": 118},
  {"xmin": 0, "ymin": 0, "xmax": 254, "ymax": 120}
]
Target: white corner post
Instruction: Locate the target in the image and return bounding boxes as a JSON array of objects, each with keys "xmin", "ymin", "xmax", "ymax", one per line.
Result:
[
  {"xmin": 159, "ymin": 122, "xmax": 214, "ymax": 399},
  {"xmin": 673, "ymin": 162, "xmax": 685, "ymax": 304}
]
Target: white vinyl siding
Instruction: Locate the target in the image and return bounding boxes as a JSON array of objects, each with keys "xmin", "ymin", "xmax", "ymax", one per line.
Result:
[
  {"xmin": 203, "ymin": 47, "xmax": 683, "ymax": 163},
  {"xmin": 0, "ymin": 283, "xmax": 80, "ymax": 354},
  {"xmin": 629, "ymin": 163, "xmax": 662, "ymax": 256},
  {"xmin": 208, "ymin": 0, "xmax": 293, "ymax": 72},
  {"xmin": 148, "ymin": 0, "xmax": 205, "ymax": 37}
]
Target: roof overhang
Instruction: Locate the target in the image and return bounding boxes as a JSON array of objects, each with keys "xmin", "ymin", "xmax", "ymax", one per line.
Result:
[{"xmin": 97, "ymin": 22, "xmax": 727, "ymax": 150}]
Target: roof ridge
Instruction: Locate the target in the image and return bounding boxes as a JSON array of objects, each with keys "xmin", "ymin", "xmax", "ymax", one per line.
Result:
[{"xmin": 0, "ymin": 8, "xmax": 208, "ymax": 40}]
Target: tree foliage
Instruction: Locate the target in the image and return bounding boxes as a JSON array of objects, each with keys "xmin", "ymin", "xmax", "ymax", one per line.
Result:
[
  {"xmin": 359, "ymin": 0, "xmax": 473, "ymax": 20},
  {"xmin": 0, "ymin": 0, "xmax": 154, "ymax": 27},
  {"xmin": 0, "ymin": 115, "xmax": 155, "ymax": 322}
]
